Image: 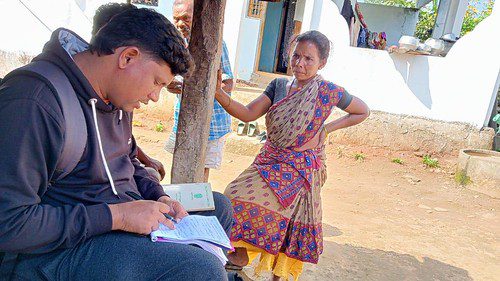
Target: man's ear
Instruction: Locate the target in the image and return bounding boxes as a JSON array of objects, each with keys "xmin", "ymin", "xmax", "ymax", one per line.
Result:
[{"xmin": 118, "ymin": 47, "xmax": 141, "ymax": 69}]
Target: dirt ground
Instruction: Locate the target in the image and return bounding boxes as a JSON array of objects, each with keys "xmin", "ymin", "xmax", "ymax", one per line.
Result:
[{"xmin": 133, "ymin": 91, "xmax": 499, "ymax": 281}]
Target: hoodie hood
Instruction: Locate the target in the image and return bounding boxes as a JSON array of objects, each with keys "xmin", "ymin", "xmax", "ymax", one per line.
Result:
[{"xmin": 34, "ymin": 28, "xmax": 116, "ymax": 113}]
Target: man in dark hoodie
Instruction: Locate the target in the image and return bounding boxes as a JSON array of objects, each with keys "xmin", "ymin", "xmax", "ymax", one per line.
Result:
[
  {"xmin": 91, "ymin": 2, "xmax": 166, "ymax": 181},
  {"xmin": 0, "ymin": 8, "xmax": 232, "ymax": 281}
]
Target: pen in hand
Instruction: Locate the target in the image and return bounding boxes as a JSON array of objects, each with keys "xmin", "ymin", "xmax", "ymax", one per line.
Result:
[{"xmin": 125, "ymin": 191, "xmax": 178, "ymax": 224}]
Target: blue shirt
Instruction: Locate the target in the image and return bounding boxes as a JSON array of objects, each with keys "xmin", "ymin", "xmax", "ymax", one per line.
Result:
[{"xmin": 172, "ymin": 41, "xmax": 233, "ymax": 141}]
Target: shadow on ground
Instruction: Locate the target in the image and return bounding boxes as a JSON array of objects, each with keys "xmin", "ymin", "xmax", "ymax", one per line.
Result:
[{"xmin": 234, "ymin": 239, "xmax": 472, "ymax": 281}]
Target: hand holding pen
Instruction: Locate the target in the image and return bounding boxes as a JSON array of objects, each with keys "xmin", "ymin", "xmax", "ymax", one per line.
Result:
[{"xmin": 108, "ymin": 197, "xmax": 177, "ymax": 234}]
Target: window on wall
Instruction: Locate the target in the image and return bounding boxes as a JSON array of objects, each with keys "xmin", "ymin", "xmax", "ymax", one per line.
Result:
[{"xmin": 248, "ymin": 0, "xmax": 264, "ymax": 19}]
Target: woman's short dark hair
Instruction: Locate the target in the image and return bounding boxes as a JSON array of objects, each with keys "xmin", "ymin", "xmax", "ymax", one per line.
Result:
[
  {"xmin": 90, "ymin": 8, "xmax": 193, "ymax": 77},
  {"xmin": 295, "ymin": 30, "xmax": 331, "ymax": 60}
]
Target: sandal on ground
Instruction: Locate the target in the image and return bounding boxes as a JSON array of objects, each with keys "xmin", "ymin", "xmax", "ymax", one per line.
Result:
[
  {"xmin": 237, "ymin": 121, "xmax": 247, "ymax": 136},
  {"xmin": 247, "ymin": 121, "xmax": 258, "ymax": 137},
  {"xmin": 257, "ymin": 131, "xmax": 267, "ymax": 143}
]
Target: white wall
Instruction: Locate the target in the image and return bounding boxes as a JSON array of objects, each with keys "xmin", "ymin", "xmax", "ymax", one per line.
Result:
[
  {"xmin": 0, "ymin": 0, "xmax": 239, "ymax": 73},
  {"xmin": 0, "ymin": 0, "xmax": 126, "ymax": 55},
  {"xmin": 228, "ymin": 0, "xmax": 262, "ymax": 81},
  {"xmin": 313, "ymin": 0, "xmax": 499, "ymax": 128},
  {"xmin": 223, "ymin": 0, "xmax": 245, "ymax": 73}
]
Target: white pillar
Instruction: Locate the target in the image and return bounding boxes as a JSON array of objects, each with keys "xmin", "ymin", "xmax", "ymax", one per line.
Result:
[
  {"xmin": 432, "ymin": 0, "xmax": 469, "ymax": 38},
  {"xmin": 302, "ymin": 0, "xmax": 324, "ymax": 31},
  {"xmin": 301, "ymin": 0, "xmax": 315, "ymax": 31},
  {"xmin": 223, "ymin": 0, "xmax": 245, "ymax": 74}
]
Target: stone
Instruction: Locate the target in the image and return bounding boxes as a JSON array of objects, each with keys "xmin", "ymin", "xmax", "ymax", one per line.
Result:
[
  {"xmin": 434, "ymin": 207, "xmax": 448, "ymax": 212},
  {"xmin": 418, "ymin": 204, "xmax": 432, "ymax": 210},
  {"xmin": 404, "ymin": 174, "xmax": 421, "ymax": 184},
  {"xmin": 414, "ymin": 151, "xmax": 425, "ymax": 157}
]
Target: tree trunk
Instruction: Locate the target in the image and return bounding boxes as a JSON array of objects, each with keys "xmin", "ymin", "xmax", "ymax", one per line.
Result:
[{"xmin": 171, "ymin": 0, "xmax": 227, "ymax": 183}]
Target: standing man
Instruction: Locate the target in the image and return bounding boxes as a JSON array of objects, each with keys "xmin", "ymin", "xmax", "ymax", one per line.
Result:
[{"xmin": 165, "ymin": 0, "xmax": 235, "ymax": 182}]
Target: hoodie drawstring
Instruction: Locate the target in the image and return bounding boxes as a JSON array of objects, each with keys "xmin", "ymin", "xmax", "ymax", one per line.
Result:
[
  {"xmin": 88, "ymin": 98, "xmax": 118, "ymax": 196},
  {"xmin": 118, "ymin": 110, "xmax": 123, "ymax": 125}
]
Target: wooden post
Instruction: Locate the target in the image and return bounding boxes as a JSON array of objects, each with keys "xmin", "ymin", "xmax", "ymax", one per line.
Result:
[{"xmin": 171, "ymin": 0, "xmax": 227, "ymax": 183}]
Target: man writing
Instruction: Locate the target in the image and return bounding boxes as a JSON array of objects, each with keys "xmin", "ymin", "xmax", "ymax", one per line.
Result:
[{"xmin": 0, "ymin": 8, "xmax": 232, "ymax": 280}]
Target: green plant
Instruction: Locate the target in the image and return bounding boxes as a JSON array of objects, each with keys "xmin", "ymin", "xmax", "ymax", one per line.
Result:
[
  {"xmin": 132, "ymin": 120, "xmax": 143, "ymax": 127},
  {"xmin": 354, "ymin": 153, "xmax": 366, "ymax": 161},
  {"xmin": 155, "ymin": 122, "xmax": 164, "ymax": 132},
  {"xmin": 460, "ymin": 0, "xmax": 495, "ymax": 36},
  {"xmin": 414, "ymin": 4, "xmax": 438, "ymax": 41},
  {"xmin": 454, "ymin": 170, "xmax": 472, "ymax": 186},
  {"xmin": 422, "ymin": 155, "xmax": 439, "ymax": 168},
  {"xmin": 391, "ymin": 158, "xmax": 404, "ymax": 164}
]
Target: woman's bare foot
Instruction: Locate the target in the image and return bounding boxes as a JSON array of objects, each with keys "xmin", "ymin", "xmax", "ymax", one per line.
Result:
[{"xmin": 227, "ymin": 247, "xmax": 249, "ymax": 267}]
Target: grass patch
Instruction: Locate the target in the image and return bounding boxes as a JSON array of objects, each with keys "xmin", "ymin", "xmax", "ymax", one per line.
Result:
[
  {"xmin": 132, "ymin": 120, "xmax": 143, "ymax": 127},
  {"xmin": 155, "ymin": 121, "xmax": 164, "ymax": 132},
  {"xmin": 391, "ymin": 158, "xmax": 404, "ymax": 165},
  {"xmin": 354, "ymin": 153, "xmax": 366, "ymax": 161},
  {"xmin": 454, "ymin": 170, "xmax": 472, "ymax": 186},
  {"xmin": 422, "ymin": 155, "xmax": 439, "ymax": 168}
]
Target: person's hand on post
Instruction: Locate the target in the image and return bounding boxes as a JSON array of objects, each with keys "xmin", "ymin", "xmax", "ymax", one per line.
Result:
[
  {"xmin": 157, "ymin": 196, "xmax": 189, "ymax": 222},
  {"xmin": 108, "ymin": 200, "xmax": 175, "ymax": 234},
  {"xmin": 216, "ymin": 69, "xmax": 223, "ymax": 92},
  {"xmin": 167, "ymin": 79, "xmax": 183, "ymax": 94}
]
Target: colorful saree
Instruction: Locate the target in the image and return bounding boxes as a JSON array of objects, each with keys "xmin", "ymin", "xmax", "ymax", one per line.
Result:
[{"xmin": 224, "ymin": 75, "xmax": 347, "ymax": 279}]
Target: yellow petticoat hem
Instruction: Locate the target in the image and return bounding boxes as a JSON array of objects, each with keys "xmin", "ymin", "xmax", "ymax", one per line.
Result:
[{"xmin": 232, "ymin": 240, "xmax": 304, "ymax": 281}]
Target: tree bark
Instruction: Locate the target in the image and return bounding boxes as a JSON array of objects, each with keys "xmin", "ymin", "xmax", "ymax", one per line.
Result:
[{"xmin": 171, "ymin": 0, "xmax": 227, "ymax": 183}]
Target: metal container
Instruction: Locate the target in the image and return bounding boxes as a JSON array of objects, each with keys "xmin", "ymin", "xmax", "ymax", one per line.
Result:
[
  {"xmin": 416, "ymin": 43, "xmax": 431, "ymax": 54},
  {"xmin": 398, "ymin": 35, "xmax": 419, "ymax": 51},
  {"xmin": 424, "ymin": 38, "xmax": 445, "ymax": 56},
  {"xmin": 441, "ymin": 33, "xmax": 458, "ymax": 42}
]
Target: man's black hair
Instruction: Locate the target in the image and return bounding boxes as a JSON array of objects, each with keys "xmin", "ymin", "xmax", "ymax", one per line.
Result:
[
  {"xmin": 90, "ymin": 8, "xmax": 193, "ymax": 76},
  {"xmin": 91, "ymin": 3, "xmax": 137, "ymax": 37}
]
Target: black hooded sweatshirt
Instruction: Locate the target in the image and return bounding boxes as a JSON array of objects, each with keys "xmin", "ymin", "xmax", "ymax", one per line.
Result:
[{"xmin": 0, "ymin": 28, "xmax": 167, "ymax": 254}]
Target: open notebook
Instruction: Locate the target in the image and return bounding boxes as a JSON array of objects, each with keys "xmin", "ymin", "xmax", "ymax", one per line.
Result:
[
  {"xmin": 162, "ymin": 183, "xmax": 215, "ymax": 212},
  {"xmin": 151, "ymin": 215, "xmax": 232, "ymax": 264}
]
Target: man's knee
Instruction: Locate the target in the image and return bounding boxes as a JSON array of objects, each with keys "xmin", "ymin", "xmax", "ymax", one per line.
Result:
[
  {"xmin": 213, "ymin": 192, "xmax": 232, "ymax": 214},
  {"xmin": 189, "ymin": 251, "xmax": 228, "ymax": 281},
  {"xmin": 212, "ymin": 192, "xmax": 234, "ymax": 235}
]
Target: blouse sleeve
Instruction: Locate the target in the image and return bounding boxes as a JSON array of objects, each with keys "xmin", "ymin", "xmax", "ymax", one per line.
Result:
[
  {"xmin": 263, "ymin": 78, "xmax": 277, "ymax": 103},
  {"xmin": 327, "ymin": 82, "xmax": 353, "ymax": 110}
]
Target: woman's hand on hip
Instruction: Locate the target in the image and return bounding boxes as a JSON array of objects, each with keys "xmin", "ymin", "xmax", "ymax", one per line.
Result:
[{"xmin": 295, "ymin": 126, "xmax": 327, "ymax": 152}]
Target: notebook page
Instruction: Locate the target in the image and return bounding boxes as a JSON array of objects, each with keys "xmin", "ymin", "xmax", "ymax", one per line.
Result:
[{"xmin": 151, "ymin": 215, "xmax": 231, "ymax": 249}]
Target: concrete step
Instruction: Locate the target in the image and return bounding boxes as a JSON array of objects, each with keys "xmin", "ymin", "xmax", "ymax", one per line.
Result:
[{"xmin": 250, "ymin": 71, "xmax": 290, "ymax": 89}]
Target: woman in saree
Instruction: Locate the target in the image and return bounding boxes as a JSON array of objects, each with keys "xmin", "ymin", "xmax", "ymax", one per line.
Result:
[{"xmin": 215, "ymin": 30, "xmax": 370, "ymax": 280}]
